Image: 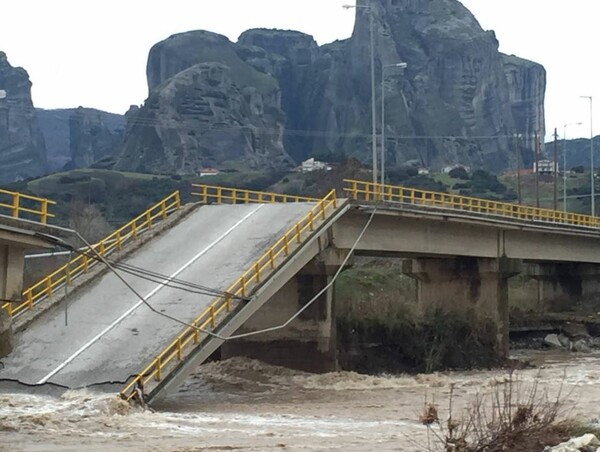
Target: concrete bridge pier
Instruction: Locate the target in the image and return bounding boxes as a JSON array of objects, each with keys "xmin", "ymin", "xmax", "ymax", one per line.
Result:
[
  {"xmin": 403, "ymin": 257, "xmax": 521, "ymax": 357},
  {"xmin": 0, "ymin": 226, "xmax": 54, "ymax": 357},
  {"xmin": 0, "ymin": 244, "xmax": 25, "ymax": 304},
  {"xmin": 527, "ymin": 263, "xmax": 600, "ymax": 311},
  {"xmin": 220, "ymin": 248, "xmax": 351, "ymax": 373}
]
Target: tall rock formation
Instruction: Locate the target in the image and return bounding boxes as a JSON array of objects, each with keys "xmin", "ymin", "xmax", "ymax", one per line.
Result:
[
  {"xmin": 114, "ymin": 31, "xmax": 292, "ymax": 174},
  {"xmin": 238, "ymin": 0, "xmax": 545, "ymax": 171},
  {"xmin": 37, "ymin": 108, "xmax": 124, "ymax": 171},
  {"xmin": 115, "ymin": 0, "xmax": 545, "ymax": 175},
  {"xmin": 0, "ymin": 52, "xmax": 47, "ymax": 183},
  {"xmin": 69, "ymin": 107, "xmax": 124, "ymax": 169}
]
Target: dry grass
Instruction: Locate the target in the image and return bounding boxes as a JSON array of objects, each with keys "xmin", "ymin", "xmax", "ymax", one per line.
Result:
[{"xmin": 418, "ymin": 371, "xmax": 572, "ymax": 451}]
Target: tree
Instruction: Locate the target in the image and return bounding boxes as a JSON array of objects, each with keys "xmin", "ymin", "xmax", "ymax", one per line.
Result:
[
  {"xmin": 448, "ymin": 166, "xmax": 469, "ymax": 180},
  {"xmin": 68, "ymin": 201, "xmax": 112, "ymax": 244}
]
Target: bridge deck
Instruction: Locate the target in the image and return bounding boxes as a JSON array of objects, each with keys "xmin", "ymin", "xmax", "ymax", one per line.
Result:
[{"xmin": 0, "ymin": 203, "xmax": 315, "ymax": 388}]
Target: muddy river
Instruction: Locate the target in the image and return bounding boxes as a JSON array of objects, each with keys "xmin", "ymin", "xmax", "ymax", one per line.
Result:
[{"xmin": 1, "ymin": 350, "xmax": 598, "ymax": 451}]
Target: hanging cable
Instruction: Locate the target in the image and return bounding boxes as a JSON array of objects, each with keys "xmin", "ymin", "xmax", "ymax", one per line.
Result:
[{"xmin": 24, "ymin": 204, "xmax": 368, "ymax": 345}]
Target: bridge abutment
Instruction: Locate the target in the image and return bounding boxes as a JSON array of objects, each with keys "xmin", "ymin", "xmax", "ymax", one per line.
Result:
[
  {"xmin": 0, "ymin": 227, "xmax": 53, "ymax": 358},
  {"xmin": 220, "ymin": 248, "xmax": 350, "ymax": 372},
  {"xmin": 403, "ymin": 257, "xmax": 521, "ymax": 358}
]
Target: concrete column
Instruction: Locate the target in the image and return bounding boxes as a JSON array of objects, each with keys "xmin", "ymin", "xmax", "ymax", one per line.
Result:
[
  {"xmin": 0, "ymin": 244, "xmax": 24, "ymax": 358},
  {"xmin": 220, "ymin": 248, "xmax": 351, "ymax": 372},
  {"xmin": 403, "ymin": 257, "xmax": 521, "ymax": 357},
  {"xmin": 527, "ymin": 263, "xmax": 600, "ymax": 311},
  {"xmin": 0, "ymin": 244, "xmax": 25, "ymax": 302}
]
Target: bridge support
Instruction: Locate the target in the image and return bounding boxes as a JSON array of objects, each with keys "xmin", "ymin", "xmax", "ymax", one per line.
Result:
[
  {"xmin": 221, "ymin": 248, "xmax": 350, "ymax": 373},
  {"xmin": 527, "ymin": 263, "xmax": 600, "ymax": 311},
  {"xmin": 0, "ymin": 225, "xmax": 54, "ymax": 358},
  {"xmin": 404, "ymin": 257, "xmax": 521, "ymax": 358},
  {"xmin": 0, "ymin": 244, "xmax": 25, "ymax": 303}
]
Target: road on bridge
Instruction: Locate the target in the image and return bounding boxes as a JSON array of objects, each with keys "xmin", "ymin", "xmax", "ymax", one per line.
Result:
[{"xmin": 0, "ymin": 203, "xmax": 314, "ymax": 388}]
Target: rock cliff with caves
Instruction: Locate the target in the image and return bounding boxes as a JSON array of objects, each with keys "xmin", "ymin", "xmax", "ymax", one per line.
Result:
[
  {"xmin": 114, "ymin": 0, "xmax": 546, "ymax": 175},
  {"xmin": 0, "ymin": 52, "xmax": 47, "ymax": 183}
]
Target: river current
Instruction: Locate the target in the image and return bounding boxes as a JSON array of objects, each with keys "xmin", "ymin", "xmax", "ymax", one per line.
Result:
[{"xmin": 1, "ymin": 350, "xmax": 598, "ymax": 451}]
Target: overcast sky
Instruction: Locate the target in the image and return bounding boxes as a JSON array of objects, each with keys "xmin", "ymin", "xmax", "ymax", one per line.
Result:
[{"xmin": 0, "ymin": 0, "xmax": 598, "ymax": 140}]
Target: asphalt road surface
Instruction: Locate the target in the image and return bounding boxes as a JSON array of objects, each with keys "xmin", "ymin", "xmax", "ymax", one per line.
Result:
[{"xmin": 0, "ymin": 202, "xmax": 314, "ymax": 388}]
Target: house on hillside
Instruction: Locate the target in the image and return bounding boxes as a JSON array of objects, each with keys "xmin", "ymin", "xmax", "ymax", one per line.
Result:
[
  {"xmin": 533, "ymin": 160, "xmax": 558, "ymax": 175},
  {"xmin": 198, "ymin": 167, "xmax": 220, "ymax": 177},
  {"xmin": 300, "ymin": 158, "xmax": 331, "ymax": 173}
]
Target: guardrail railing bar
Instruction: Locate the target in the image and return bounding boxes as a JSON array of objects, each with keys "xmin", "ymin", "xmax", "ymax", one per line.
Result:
[
  {"xmin": 2, "ymin": 192, "xmax": 181, "ymax": 317},
  {"xmin": 120, "ymin": 189, "xmax": 339, "ymax": 401},
  {"xmin": 343, "ymin": 179, "xmax": 600, "ymax": 229},
  {"xmin": 0, "ymin": 189, "xmax": 56, "ymax": 224}
]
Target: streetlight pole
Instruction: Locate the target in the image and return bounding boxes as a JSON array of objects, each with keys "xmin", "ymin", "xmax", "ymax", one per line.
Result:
[
  {"xmin": 514, "ymin": 133, "xmax": 522, "ymax": 204},
  {"xmin": 581, "ymin": 96, "xmax": 594, "ymax": 216},
  {"xmin": 381, "ymin": 62, "xmax": 407, "ymax": 186},
  {"xmin": 344, "ymin": 2, "xmax": 377, "ymax": 186},
  {"xmin": 563, "ymin": 122, "xmax": 582, "ymax": 212}
]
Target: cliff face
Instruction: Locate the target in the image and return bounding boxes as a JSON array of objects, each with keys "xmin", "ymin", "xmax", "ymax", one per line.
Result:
[
  {"xmin": 115, "ymin": 0, "xmax": 545, "ymax": 174},
  {"xmin": 37, "ymin": 108, "xmax": 124, "ymax": 171},
  {"xmin": 114, "ymin": 31, "xmax": 292, "ymax": 174},
  {"xmin": 69, "ymin": 107, "xmax": 124, "ymax": 169},
  {"xmin": 261, "ymin": 0, "xmax": 546, "ymax": 171},
  {"xmin": 0, "ymin": 52, "xmax": 47, "ymax": 182}
]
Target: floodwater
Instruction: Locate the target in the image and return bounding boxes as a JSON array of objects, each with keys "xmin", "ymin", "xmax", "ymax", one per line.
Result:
[{"xmin": 1, "ymin": 350, "xmax": 599, "ymax": 451}]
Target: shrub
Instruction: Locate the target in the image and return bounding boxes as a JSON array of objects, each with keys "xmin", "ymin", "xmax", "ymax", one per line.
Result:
[
  {"xmin": 58, "ymin": 174, "xmax": 91, "ymax": 184},
  {"xmin": 449, "ymin": 166, "xmax": 469, "ymax": 180},
  {"xmin": 418, "ymin": 372, "xmax": 570, "ymax": 452},
  {"xmin": 572, "ymin": 165, "xmax": 585, "ymax": 174}
]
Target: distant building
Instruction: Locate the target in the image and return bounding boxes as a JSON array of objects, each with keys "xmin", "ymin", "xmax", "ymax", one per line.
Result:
[
  {"xmin": 199, "ymin": 167, "xmax": 220, "ymax": 177},
  {"xmin": 301, "ymin": 158, "xmax": 331, "ymax": 173},
  {"xmin": 533, "ymin": 159, "xmax": 558, "ymax": 175}
]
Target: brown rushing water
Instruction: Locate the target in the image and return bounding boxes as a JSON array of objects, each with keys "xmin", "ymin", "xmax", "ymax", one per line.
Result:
[{"xmin": 1, "ymin": 350, "xmax": 599, "ymax": 451}]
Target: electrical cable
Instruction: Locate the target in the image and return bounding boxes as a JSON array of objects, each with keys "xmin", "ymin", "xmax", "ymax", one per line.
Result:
[
  {"xmin": 26, "ymin": 203, "xmax": 371, "ymax": 345},
  {"xmin": 212, "ymin": 207, "xmax": 376, "ymax": 341},
  {"xmin": 3, "ymin": 102, "xmax": 553, "ymax": 142},
  {"xmin": 65, "ymin": 246, "xmax": 248, "ymax": 301},
  {"xmin": 0, "ymin": 204, "xmax": 369, "ymax": 391}
]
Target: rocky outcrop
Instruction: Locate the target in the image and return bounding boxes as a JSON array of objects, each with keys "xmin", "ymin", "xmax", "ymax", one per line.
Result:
[
  {"xmin": 0, "ymin": 52, "xmax": 47, "ymax": 182},
  {"xmin": 256, "ymin": 0, "xmax": 545, "ymax": 171},
  {"xmin": 114, "ymin": 31, "xmax": 292, "ymax": 174},
  {"xmin": 503, "ymin": 54, "xmax": 546, "ymax": 166},
  {"xmin": 37, "ymin": 108, "xmax": 124, "ymax": 171},
  {"xmin": 115, "ymin": 0, "xmax": 545, "ymax": 174},
  {"xmin": 69, "ymin": 107, "xmax": 124, "ymax": 169}
]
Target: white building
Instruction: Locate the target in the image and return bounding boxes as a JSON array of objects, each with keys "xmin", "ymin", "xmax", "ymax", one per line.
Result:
[
  {"xmin": 533, "ymin": 159, "xmax": 558, "ymax": 175},
  {"xmin": 301, "ymin": 158, "xmax": 331, "ymax": 173},
  {"xmin": 199, "ymin": 167, "xmax": 220, "ymax": 177}
]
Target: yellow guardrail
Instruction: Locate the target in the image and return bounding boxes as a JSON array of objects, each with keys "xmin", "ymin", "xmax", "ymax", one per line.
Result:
[
  {"xmin": 0, "ymin": 189, "xmax": 56, "ymax": 224},
  {"xmin": 344, "ymin": 179, "xmax": 600, "ymax": 228},
  {"xmin": 2, "ymin": 191, "xmax": 181, "ymax": 318},
  {"xmin": 120, "ymin": 189, "xmax": 339, "ymax": 401},
  {"xmin": 192, "ymin": 184, "xmax": 320, "ymax": 204}
]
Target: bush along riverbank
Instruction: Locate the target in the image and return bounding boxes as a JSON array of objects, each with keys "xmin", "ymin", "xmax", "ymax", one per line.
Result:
[{"xmin": 337, "ymin": 308, "xmax": 503, "ymax": 373}]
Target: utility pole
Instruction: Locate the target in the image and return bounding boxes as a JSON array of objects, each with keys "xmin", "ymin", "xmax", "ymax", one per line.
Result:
[
  {"xmin": 342, "ymin": 2, "xmax": 377, "ymax": 187},
  {"xmin": 516, "ymin": 133, "xmax": 522, "ymax": 204},
  {"xmin": 553, "ymin": 128, "xmax": 558, "ymax": 211},
  {"xmin": 581, "ymin": 96, "xmax": 594, "ymax": 216},
  {"xmin": 535, "ymin": 131, "xmax": 540, "ymax": 208}
]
